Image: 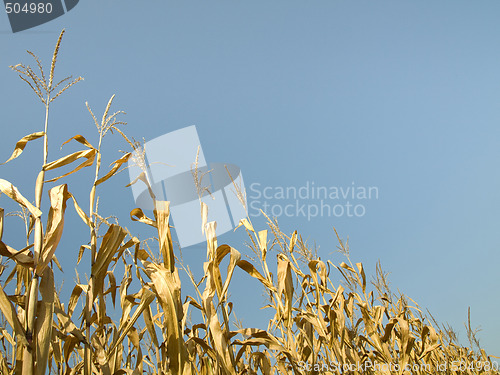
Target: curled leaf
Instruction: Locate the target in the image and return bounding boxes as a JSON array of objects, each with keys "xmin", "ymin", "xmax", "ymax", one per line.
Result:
[
  {"xmin": 0, "ymin": 179, "xmax": 41, "ymax": 218},
  {"xmin": 44, "ymin": 149, "xmax": 97, "ymax": 182},
  {"xmin": 130, "ymin": 208, "xmax": 156, "ymax": 227},
  {"xmin": 1, "ymin": 132, "xmax": 44, "ymax": 165},
  {"xmin": 95, "ymin": 152, "xmax": 131, "ymax": 186},
  {"xmin": 237, "ymin": 260, "xmax": 275, "ymax": 292},
  {"xmin": 61, "ymin": 135, "xmax": 94, "ymax": 149},
  {"xmin": 0, "ymin": 242, "xmax": 34, "ymax": 268}
]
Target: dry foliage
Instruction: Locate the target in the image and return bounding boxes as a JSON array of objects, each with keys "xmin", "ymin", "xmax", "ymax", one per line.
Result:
[{"xmin": 0, "ymin": 30, "xmax": 498, "ymax": 375}]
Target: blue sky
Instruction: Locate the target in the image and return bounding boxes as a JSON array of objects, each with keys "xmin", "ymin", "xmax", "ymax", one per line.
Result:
[{"xmin": 1, "ymin": 1, "xmax": 499, "ymax": 354}]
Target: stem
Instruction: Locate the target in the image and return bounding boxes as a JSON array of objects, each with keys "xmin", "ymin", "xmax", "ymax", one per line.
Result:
[
  {"xmin": 43, "ymin": 101, "xmax": 49, "ymax": 165},
  {"xmin": 23, "ymin": 97, "xmax": 50, "ymax": 375},
  {"xmin": 89, "ymin": 134, "xmax": 103, "ymax": 262},
  {"xmin": 84, "ymin": 133, "xmax": 103, "ymax": 375}
]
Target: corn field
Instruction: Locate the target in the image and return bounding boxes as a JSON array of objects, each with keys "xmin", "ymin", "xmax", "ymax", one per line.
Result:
[{"xmin": 0, "ymin": 30, "xmax": 498, "ymax": 375}]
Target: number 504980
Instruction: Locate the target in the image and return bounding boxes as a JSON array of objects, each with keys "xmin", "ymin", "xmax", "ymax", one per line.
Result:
[{"xmin": 5, "ymin": 2, "xmax": 53, "ymax": 14}]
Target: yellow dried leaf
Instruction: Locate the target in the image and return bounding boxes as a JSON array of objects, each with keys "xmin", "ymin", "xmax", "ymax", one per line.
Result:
[
  {"xmin": 43, "ymin": 149, "xmax": 95, "ymax": 171},
  {"xmin": 236, "ymin": 218, "xmax": 255, "ymax": 233},
  {"xmin": 68, "ymin": 192, "xmax": 91, "ymax": 227},
  {"xmin": 1, "ymin": 131, "xmax": 45, "ymax": 165},
  {"xmin": 95, "ymin": 152, "xmax": 131, "ymax": 186},
  {"xmin": 0, "ymin": 208, "xmax": 3, "ymax": 241},
  {"xmin": 91, "ymin": 225, "xmax": 127, "ymax": 296},
  {"xmin": 35, "ymin": 267, "xmax": 55, "ymax": 375},
  {"xmin": 0, "ymin": 179, "xmax": 42, "ymax": 218},
  {"xmin": 125, "ymin": 171, "xmax": 156, "ymax": 200},
  {"xmin": 237, "ymin": 260, "xmax": 275, "ymax": 292},
  {"xmin": 36, "ymin": 184, "xmax": 70, "ymax": 275},
  {"xmin": 0, "ymin": 242, "xmax": 34, "ymax": 268},
  {"xmin": 107, "ymin": 288, "xmax": 155, "ymax": 360},
  {"xmin": 0, "ymin": 283, "xmax": 27, "ymax": 346},
  {"xmin": 61, "ymin": 134, "xmax": 94, "ymax": 149},
  {"xmin": 144, "ymin": 262, "xmax": 190, "ymax": 373},
  {"xmin": 356, "ymin": 262, "xmax": 366, "ymax": 293},
  {"xmin": 130, "ymin": 208, "xmax": 156, "ymax": 227},
  {"xmin": 153, "ymin": 201, "xmax": 174, "ymax": 271},
  {"xmin": 258, "ymin": 230, "xmax": 267, "ymax": 261}
]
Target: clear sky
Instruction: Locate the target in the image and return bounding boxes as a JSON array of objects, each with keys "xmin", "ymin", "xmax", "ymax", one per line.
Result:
[{"xmin": 1, "ymin": 0, "xmax": 499, "ymax": 354}]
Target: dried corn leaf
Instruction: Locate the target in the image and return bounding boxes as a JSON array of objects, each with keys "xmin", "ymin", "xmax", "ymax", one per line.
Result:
[
  {"xmin": 144, "ymin": 262, "xmax": 189, "ymax": 373},
  {"xmin": 43, "ymin": 149, "xmax": 97, "ymax": 182},
  {"xmin": 130, "ymin": 208, "xmax": 156, "ymax": 227},
  {"xmin": 236, "ymin": 218, "xmax": 255, "ymax": 233},
  {"xmin": 217, "ymin": 245, "xmax": 241, "ymax": 304},
  {"xmin": 0, "ymin": 283, "xmax": 26, "ymax": 346},
  {"xmin": 61, "ymin": 134, "xmax": 94, "ymax": 149},
  {"xmin": 0, "ymin": 179, "xmax": 42, "ymax": 218},
  {"xmin": 36, "ymin": 184, "xmax": 70, "ymax": 275},
  {"xmin": 67, "ymin": 284, "xmax": 87, "ymax": 316},
  {"xmin": 277, "ymin": 256, "xmax": 293, "ymax": 324},
  {"xmin": 125, "ymin": 171, "xmax": 155, "ymax": 200},
  {"xmin": 153, "ymin": 201, "xmax": 174, "ymax": 271},
  {"xmin": 202, "ymin": 294, "xmax": 235, "ymax": 374},
  {"xmin": 54, "ymin": 306, "xmax": 86, "ymax": 342},
  {"xmin": 1, "ymin": 131, "xmax": 45, "ymax": 165},
  {"xmin": 0, "ymin": 242, "xmax": 34, "ymax": 268},
  {"xmin": 68, "ymin": 192, "xmax": 91, "ymax": 227},
  {"xmin": 237, "ymin": 260, "xmax": 275, "ymax": 292},
  {"xmin": 0, "ymin": 208, "xmax": 3, "ymax": 241},
  {"xmin": 95, "ymin": 152, "xmax": 131, "ymax": 186},
  {"xmin": 91, "ymin": 224, "xmax": 127, "ymax": 295},
  {"xmin": 258, "ymin": 230, "xmax": 268, "ymax": 261},
  {"xmin": 143, "ymin": 305, "xmax": 159, "ymax": 348},
  {"xmin": 107, "ymin": 288, "xmax": 155, "ymax": 360},
  {"xmin": 356, "ymin": 262, "xmax": 366, "ymax": 293},
  {"xmin": 35, "ymin": 268, "xmax": 55, "ymax": 375}
]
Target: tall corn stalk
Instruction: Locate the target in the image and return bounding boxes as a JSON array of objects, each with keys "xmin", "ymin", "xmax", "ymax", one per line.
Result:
[{"xmin": 6, "ymin": 29, "xmax": 82, "ymax": 375}]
